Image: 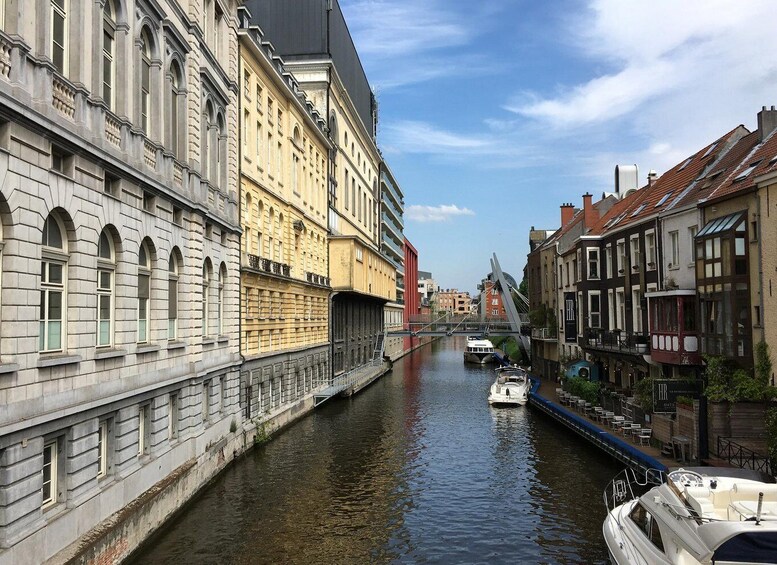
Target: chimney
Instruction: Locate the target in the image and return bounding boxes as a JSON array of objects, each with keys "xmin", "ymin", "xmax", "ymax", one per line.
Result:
[
  {"xmin": 560, "ymin": 202, "xmax": 575, "ymax": 227},
  {"xmin": 582, "ymin": 192, "xmax": 598, "ymax": 227},
  {"xmin": 757, "ymin": 106, "xmax": 777, "ymax": 142},
  {"xmin": 647, "ymin": 170, "xmax": 658, "ymax": 186}
]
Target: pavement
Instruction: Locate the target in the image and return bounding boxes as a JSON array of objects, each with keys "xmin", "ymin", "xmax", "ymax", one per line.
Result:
[{"xmin": 533, "ymin": 376, "xmax": 681, "ymax": 470}]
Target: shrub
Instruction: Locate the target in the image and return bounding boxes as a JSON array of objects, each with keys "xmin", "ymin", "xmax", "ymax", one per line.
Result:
[
  {"xmin": 767, "ymin": 407, "xmax": 777, "ymax": 471},
  {"xmin": 564, "ymin": 376, "xmax": 600, "ymax": 404},
  {"xmin": 633, "ymin": 377, "xmax": 654, "ymax": 412}
]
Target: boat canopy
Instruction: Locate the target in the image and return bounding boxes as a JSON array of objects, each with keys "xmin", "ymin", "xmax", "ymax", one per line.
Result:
[{"xmin": 712, "ymin": 531, "xmax": 777, "ymax": 563}]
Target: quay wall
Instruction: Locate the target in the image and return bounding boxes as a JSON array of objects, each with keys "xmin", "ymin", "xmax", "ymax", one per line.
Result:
[{"xmin": 528, "ymin": 379, "xmax": 667, "ymax": 475}]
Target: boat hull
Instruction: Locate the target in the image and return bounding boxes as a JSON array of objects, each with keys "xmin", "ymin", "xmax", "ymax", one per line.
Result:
[
  {"xmin": 487, "ymin": 384, "xmax": 529, "ymax": 406},
  {"xmin": 464, "ymin": 352, "xmax": 495, "ymax": 364}
]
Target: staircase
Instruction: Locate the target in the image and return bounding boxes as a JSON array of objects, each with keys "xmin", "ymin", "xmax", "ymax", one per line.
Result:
[{"xmin": 372, "ymin": 332, "xmax": 385, "ymax": 365}]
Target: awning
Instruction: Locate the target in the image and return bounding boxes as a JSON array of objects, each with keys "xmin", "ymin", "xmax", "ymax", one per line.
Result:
[{"xmin": 695, "ymin": 211, "xmax": 746, "ymax": 238}]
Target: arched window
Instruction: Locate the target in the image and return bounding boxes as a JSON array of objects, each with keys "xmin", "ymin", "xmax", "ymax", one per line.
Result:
[
  {"xmin": 217, "ymin": 113, "xmax": 226, "ymax": 188},
  {"xmin": 168, "ymin": 252, "xmax": 179, "ymax": 340},
  {"xmin": 40, "ymin": 214, "xmax": 67, "ymax": 352},
  {"xmin": 102, "ymin": 1, "xmax": 116, "ymax": 108},
  {"xmin": 139, "ymin": 28, "xmax": 152, "ymax": 133},
  {"xmin": 277, "ymin": 213, "xmax": 284, "ymax": 262},
  {"xmin": 51, "ymin": 0, "xmax": 67, "ymax": 75},
  {"xmin": 256, "ymin": 201, "xmax": 263, "ymax": 256},
  {"xmin": 137, "ymin": 240, "xmax": 151, "ymax": 343},
  {"xmin": 203, "ymin": 100, "xmax": 214, "ymax": 180},
  {"xmin": 169, "ymin": 60, "xmax": 184, "ymax": 158},
  {"xmin": 218, "ymin": 263, "xmax": 226, "ymax": 335},
  {"xmin": 202, "ymin": 261, "xmax": 211, "ymax": 337},
  {"xmin": 97, "ymin": 228, "xmax": 116, "ymax": 347}
]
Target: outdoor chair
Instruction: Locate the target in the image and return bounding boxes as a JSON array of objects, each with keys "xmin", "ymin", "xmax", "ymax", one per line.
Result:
[{"xmin": 638, "ymin": 428, "xmax": 652, "ymax": 446}]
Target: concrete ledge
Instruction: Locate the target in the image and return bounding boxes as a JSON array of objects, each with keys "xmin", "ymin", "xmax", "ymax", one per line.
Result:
[
  {"xmin": 0, "ymin": 362, "xmax": 19, "ymax": 375},
  {"xmin": 135, "ymin": 343, "xmax": 160, "ymax": 355},
  {"xmin": 93, "ymin": 348, "xmax": 127, "ymax": 361},
  {"xmin": 37, "ymin": 354, "xmax": 82, "ymax": 368},
  {"xmin": 166, "ymin": 341, "xmax": 186, "ymax": 351}
]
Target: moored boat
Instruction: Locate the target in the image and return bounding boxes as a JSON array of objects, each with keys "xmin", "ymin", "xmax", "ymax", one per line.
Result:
[
  {"xmin": 487, "ymin": 365, "xmax": 530, "ymax": 406},
  {"xmin": 464, "ymin": 336, "xmax": 495, "ymax": 364},
  {"xmin": 603, "ymin": 467, "xmax": 777, "ymax": 565}
]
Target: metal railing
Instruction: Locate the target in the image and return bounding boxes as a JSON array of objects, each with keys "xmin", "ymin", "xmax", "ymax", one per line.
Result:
[
  {"xmin": 717, "ymin": 437, "xmax": 773, "ymax": 476},
  {"xmin": 531, "ymin": 327, "xmax": 557, "ymax": 340},
  {"xmin": 583, "ymin": 328, "xmax": 650, "ymax": 355}
]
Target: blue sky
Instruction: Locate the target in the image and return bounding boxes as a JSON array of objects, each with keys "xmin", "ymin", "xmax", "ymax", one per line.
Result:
[{"xmin": 340, "ymin": 0, "xmax": 777, "ymax": 295}]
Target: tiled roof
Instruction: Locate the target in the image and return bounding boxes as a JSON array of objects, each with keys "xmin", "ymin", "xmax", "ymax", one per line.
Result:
[
  {"xmin": 592, "ymin": 127, "xmax": 746, "ymax": 235},
  {"xmin": 705, "ymin": 126, "xmax": 777, "ymax": 202},
  {"xmin": 670, "ymin": 127, "xmax": 757, "ymax": 210}
]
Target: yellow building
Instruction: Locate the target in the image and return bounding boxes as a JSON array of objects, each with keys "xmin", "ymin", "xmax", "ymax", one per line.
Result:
[{"xmin": 238, "ymin": 26, "xmax": 332, "ymax": 420}]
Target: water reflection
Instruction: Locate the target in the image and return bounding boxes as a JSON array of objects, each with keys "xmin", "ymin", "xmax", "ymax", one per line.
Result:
[{"xmin": 130, "ymin": 337, "xmax": 617, "ymax": 564}]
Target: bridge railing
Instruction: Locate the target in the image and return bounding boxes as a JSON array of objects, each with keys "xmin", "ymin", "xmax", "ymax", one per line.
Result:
[{"xmin": 717, "ymin": 437, "xmax": 773, "ymax": 476}]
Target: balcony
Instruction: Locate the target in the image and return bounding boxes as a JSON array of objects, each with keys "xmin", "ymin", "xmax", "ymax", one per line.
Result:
[
  {"xmin": 582, "ymin": 328, "xmax": 650, "ymax": 356},
  {"xmin": 531, "ymin": 327, "xmax": 558, "ymax": 340},
  {"xmin": 647, "ymin": 290, "xmax": 702, "ymax": 366},
  {"xmin": 305, "ymin": 271, "xmax": 331, "ymax": 287},
  {"xmin": 246, "ymin": 254, "xmax": 291, "ymax": 279}
]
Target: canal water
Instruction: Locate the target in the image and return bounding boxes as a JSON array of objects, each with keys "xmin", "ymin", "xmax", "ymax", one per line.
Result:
[{"xmin": 130, "ymin": 338, "xmax": 620, "ymax": 564}]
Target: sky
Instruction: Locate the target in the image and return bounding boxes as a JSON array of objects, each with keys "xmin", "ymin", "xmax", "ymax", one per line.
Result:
[{"xmin": 339, "ymin": 0, "xmax": 777, "ymax": 296}]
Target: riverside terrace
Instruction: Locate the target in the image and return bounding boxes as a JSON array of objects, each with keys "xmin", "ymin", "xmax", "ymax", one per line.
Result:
[{"xmin": 528, "ymin": 376, "xmax": 697, "ymax": 474}]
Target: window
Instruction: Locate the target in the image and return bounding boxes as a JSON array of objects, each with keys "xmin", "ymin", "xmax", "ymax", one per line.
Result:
[
  {"xmin": 173, "ymin": 206, "xmax": 183, "ymax": 226},
  {"xmin": 168, "ymin": 393, "xmax": 178, "ymax": 440},
  {"xmin": 256, "ymin": 122, "xmax": 262, "ymax": 166},
  {"xmin": 217, "ymin": 264, "xmax": 225, "ymax": 335},
  {"xmin": 669, "ymin": 231, "xmax": 680, "ymax": 267},
  {"xmin": 589, "ymin": 291, "xmax": 601, "ymax": 328},
  {"xmin": 137, "ymin": 241, "xmax": 151, "ymax": 343},
  {"xmin": 202, "ymin": 263, "xmax": 211, "ymax": 336},
  {"xmin": 170, "ymin": 61, "xmax": 183, "ymax": 157},
  {"xmin": 605, "ymin": 245, "xmax": 613, "ymax": 278},
  {"xmin": 51, "ymin": 0, "xmax": 67, "ymax": 75},
  {"xmin": 491, "ymin": 298, "xmax": 498, "ymax": 306},
  {"xmin": 139, "ymin": 29, "xmax": 152, "ymax": 133},
  {"xmin": 143, "ymin": 191, "xmax": 155, "ymax": 213},
  {"xmin": 97, "ymin": 419, "xmax": 111, "ymax": 478},
  {"xmin": 96, "ymin": 229, "xmax": 115, "ymax": 347},
  {"xmin": 102, "ymin": 1, "xmax": 115, "ymax": 108},
  {"xmin": 42, "ymin": 439, "xmax": 59, "ymax": 508},
  {"xmin": 615, "ymin": 289, "xmax": 625, "ymax": 330},
  {"xmin": 645, "ymin": 232, "xmax": 656, "ymax": 269},
  {"xmin": 633, "ymin": 288, "xmax": 644, "ymax": 332},
  {"xmin": 689, "ymin": 226, "xmax": 698, "ymax": 260},
  {"xmin": 629, "ymin": 503, "xmax": 665, "ymax": 553},
  {"xmin": 630, "ymin": 236, "xmax": 640, "ymax": 271},
  {"xmin": 587, "ymin": 248, "xmax": 599, "ymax": 279},
  {"xmin": 242, "ymin": 110, "xmax": 248, "ymax": 148},
  {"xmin": 616, "ymin": 241, "xmax": 625, "ymax": 274},
  {"xmin": 104, "ymin": 172, "xmax": 119, "ymax": 196},
  {"xmin": 202, "ymin": 381, "xmax": 210, "ymax": 422},
  {"xmin": 51, "ymin": 145, "xmax": 72, "ymax": 175},
  {"xmin": 138, "ymin": 404, "xmax": 149, "ymax": 456},
  {"xmin": 168, "ymin": 254, "xmax": 179, "ymax": 340},
  {"xmin": 40, "ymin": 214, "xmax": 66, "ymax": 352}
]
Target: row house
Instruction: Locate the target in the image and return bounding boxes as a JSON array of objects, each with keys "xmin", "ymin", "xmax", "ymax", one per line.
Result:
[
  {"xmin": 529, "ymin": 106, "xmax": 777, "ymax": 395},
  {"xmin": 237, "ymin": 19, "xmax": 332, "ymax": 424},
  {"xmin": 0, "ymin": 1, "xmax": 243, "ymax": 563},
  {"xmin": 248, "ymin": 0, "xmax": 396, "ymax": 376}
]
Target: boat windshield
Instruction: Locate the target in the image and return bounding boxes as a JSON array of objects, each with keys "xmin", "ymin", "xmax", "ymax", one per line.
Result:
[{"xmin": 712, "ymin": 532, "xmax": 777, "ymax": 563}]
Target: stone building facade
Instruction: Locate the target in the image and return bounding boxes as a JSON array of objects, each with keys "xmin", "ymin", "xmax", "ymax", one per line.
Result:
[
  {"xmin": 237, "ymin": 23, "xmax": 331, "ymax": 424},
  {"xmin": 0, "ymin": 1, "xmax": 244, "ymax": 563}
]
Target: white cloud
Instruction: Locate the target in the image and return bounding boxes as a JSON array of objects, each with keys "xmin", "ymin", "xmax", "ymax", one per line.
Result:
[
  {"xmin": 510, "ymin": 0, "xmax": 777, "ymax": 133},
  {"xmin": 342, "ymin": 0, "xmax": 469, "ymax": 58},
  {"xmin": 406, "ymin": 204, "xmax": 475, "ymax": 223},
  {"xmin": 381, "ymin": 120, "xmax": 494, "ymax": 154}
]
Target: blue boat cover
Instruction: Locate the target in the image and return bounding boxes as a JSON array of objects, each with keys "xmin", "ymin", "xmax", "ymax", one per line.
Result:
[{"xmin": 712, "ymin": 532, "xmax": 777, "ymax": 563}]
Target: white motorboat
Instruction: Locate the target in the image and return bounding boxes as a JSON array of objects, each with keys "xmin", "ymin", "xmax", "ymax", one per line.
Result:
[
  {"xmin": 603, "ymin": 467, "xmax": 777, "ymax": 565},
  {"xmin": 464, "ymin": 336, "xmax": 495, "ymax": 364},
  {"xmin": 487, "ymin": 366, "xmax": 530, "ymax": 406}
]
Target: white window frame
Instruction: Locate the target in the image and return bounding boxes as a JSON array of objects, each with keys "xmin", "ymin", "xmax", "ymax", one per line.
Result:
[
  {"xmin": 202, "ymin": 381, "xmax": 210, "ymax": 423},
  {"xmin": 217, "ymin": 267, "xmax": 224, "ymax": 335},
  {"xmin": 608, "ymin": 289, "xmax": 615, "ymax": 330},
  {"xmin": 168, "ymin": 254, "xmax": 178, "ymax": 340},
  {"xmin": 615, "ymin": 288, "xmax": 625, "ymax": 330},
  {"xmin": 616, "ymin": 239, "xmax": 625, "ymax": 275},
  {"xmin": 630, "ymin": 235, "xmax": 640, "ymax": 272},
  {"xmin": 669, "ymin": 230, "xmax": 680, "ymax": 267},
  {"xmin": 605, "ymin": 244, "xmax": 612, "ymax": 278},
  {"xmin": 138, "ymin": 404, "xmax": 149, "ymax": 456},
  {"xmin": 51, "ymin": 0, "xmax": 67, "ymax": 75},
  {"xmin": 42, "ymin": 439, "xmax": 59, "ymax": 508},
  {"xmin": 576, "ymin": 249, "xmax": 582, "ymax": 281},
  {"xmin": 688, "ymin": 226, "xmax": 698, "ymax": 262},
  {"xmin": 202, "ymin": 263, "xmax": 211, "ymax": 336},
  {"xmin": 96, "ymin": 230, "xmax": 115, "ymax": 348},
  {"xmin": 587, "ymin": 247, "xmax": 600, "ymax": 280},
  {"xmin": 40, "ymin": 214, "xmax": 67, "ymax": 353},
  {"xmin": 633, "ymin": 288, "xmax": 643, "ymax": 333},
  {"xmin": 102, "ymin": 1, "xmax": 116, "ymax": 108},
  {"xmin": 140, "ymin": 29, "xmax": 152, "ymax": 133},
  {"xmin": 97, "ymin": 419, "xmax": 110, "ymax": 478},
  {"xmin": 645, "ymin": 230, "xmax": 656, "ymax": 270},
  {"xmin": 168, "ymin": 392, "xmax": 179, "ymax": 440},
  {"xmin": 137, "ymin": 242, "xmax": 151, "ymax": 343}
]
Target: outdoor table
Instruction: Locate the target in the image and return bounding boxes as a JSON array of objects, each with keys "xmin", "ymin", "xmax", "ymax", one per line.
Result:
[{"xmin": 672, "ymin": 435, "xmax": 692, "ymax": 463}]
